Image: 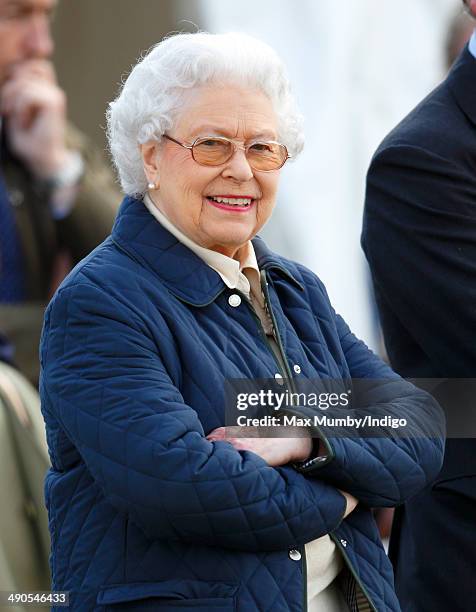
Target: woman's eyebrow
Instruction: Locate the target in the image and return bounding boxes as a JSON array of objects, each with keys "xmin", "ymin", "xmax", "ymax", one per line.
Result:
[
  {"xmin": 188, "ymin": 125, "xmax": 277, "ymax": 140},
  {"xmin": 248, "ymin": 131, "xmax": 277, "ymax": 140}
]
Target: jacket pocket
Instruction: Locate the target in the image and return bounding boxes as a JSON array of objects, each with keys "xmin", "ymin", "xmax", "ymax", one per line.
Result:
[{"xmin": 97, "ymin": 579, "xmax": 237, "ymax": 611}]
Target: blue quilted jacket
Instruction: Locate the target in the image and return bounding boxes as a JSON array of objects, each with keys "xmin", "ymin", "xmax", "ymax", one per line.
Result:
[{"xmin": 40, "ymin": 197, "xmax": 444, "ymax": 611}]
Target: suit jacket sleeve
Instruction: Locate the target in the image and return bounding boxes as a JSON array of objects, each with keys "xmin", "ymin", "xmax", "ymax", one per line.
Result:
[{"xmin": 362, "ymin": 143, "xmax": 476, "ymax": 377}]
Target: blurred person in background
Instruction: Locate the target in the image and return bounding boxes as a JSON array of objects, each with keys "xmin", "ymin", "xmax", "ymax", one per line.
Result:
[
  {"xmin": 40, "ymin": 31, "xmax": 444, "ymax": 611},
  {"xmin": 0, "ymin": 0, "xmax": 119, "ymax": 385},
  {"xmin": 0, "ymin": 359, "xmax": 50, "ymax": 601},
  {"xmin": 362, "ymin": 1, "xmax": 476, "ymax": 610},
  {"xmin": 0, "ymin": 0, "xmax": 119, "ymax": 602}
]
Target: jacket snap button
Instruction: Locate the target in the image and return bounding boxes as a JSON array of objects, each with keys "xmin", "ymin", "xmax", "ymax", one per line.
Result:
[
  {"xmin": 274, "ymin": 373, "xmax": 284, "ymax": 386},
  {"xmin": 340, "ymin": 539, "xmax": 347, "ymax": 548},
  {"xmin": 293, "ymin": 364, "xmax": 301, "ymax": 374},
  {"xmin": 228, "ymin": 294, "xmax": 241, "ymax": 308},
  {"xmin": 288, "ymin": 549, "xmax": 301, "ymax": 561}
]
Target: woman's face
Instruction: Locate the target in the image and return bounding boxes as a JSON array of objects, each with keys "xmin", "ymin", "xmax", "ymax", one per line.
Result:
[{"xmin": 143, "ymin": 84, "xmax": 281, "ymax": 257}]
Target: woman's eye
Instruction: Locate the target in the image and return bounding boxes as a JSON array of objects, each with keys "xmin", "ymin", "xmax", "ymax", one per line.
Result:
[
  {"xmin": 250, "ymin": 143, "xmax": 273, "ymax": 153},
  {"xmin": 200, "ymin": 139, "xmax": 225, "ymax": 147}
]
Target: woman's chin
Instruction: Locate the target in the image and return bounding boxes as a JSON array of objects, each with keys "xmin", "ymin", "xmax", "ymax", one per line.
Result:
[
  {"xmin": 206, "ymin": 234, "xmax": 252, "ymax": 257},
  {"xmin": 202, "ymin": 223, "xmax": 254, "ymax": 255}
]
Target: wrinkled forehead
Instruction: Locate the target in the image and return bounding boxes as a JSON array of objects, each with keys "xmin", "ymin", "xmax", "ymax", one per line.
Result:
[{"xmin": 172, "ymin": 84, "xmax": 279, "ymax": 141}]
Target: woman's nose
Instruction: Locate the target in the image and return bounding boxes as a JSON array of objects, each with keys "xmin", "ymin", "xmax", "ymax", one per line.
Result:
[{"xmin": 221, "ymin": 148, "xmax": 254, "ymax": 182}]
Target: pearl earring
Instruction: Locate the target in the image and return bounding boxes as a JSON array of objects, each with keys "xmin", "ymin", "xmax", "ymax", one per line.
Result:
[{"xmin": 148, "ymin": 182, "xmax": 157, "ymax": 190}]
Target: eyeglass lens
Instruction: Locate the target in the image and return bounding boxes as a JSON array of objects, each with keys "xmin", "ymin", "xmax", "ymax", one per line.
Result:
[{"xmin": 192, "ymin": 138, "xmax": 287, "ymax": 170}]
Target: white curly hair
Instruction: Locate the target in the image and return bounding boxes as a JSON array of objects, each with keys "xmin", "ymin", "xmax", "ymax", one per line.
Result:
[{"xmin": 106, "ymin": 31, "xmax": 304, "ymax": 196}]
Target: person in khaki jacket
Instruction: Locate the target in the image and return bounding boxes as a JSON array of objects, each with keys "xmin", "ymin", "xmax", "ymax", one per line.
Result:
[
  {"xmin": 0, "ymin": 0, "xmax": 120, "ymax": 385},
  {"xmin": 0, "ymin": 360, "xmax": 50, "ymax": 611}
]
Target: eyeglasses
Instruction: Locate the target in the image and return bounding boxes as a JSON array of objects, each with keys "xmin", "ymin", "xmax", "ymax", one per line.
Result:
[{"xmin": 163, "ymin": 134, "xmax": 290, "ymax": 172}]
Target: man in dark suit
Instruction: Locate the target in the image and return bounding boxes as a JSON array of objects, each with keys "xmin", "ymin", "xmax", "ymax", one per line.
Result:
[
  {"xmin": 0, "ymin": 0, "xmax": 120, "ymax": 384},
  {"xmin": 362, "ymin": 2, "xmax": 476, "ymax": 610}
]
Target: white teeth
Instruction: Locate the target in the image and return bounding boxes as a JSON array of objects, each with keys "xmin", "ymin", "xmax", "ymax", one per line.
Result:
[{"xmin": 209, "ymin": 196, "xmax": 252, "ymax": 207}]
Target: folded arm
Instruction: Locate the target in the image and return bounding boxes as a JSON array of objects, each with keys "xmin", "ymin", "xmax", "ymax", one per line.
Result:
[
  {"xmin": 40, "ymin": 281, "xmax": 347, "ymax": 552},
  {"xmin": 291, "ymin": 272, "xmax": 445, "ymax": 506}
]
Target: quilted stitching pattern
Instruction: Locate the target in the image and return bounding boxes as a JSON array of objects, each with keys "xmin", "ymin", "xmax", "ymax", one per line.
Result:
[{"xmin": 39, "ymin": 197, "xmax": 445, "ymax": 611}]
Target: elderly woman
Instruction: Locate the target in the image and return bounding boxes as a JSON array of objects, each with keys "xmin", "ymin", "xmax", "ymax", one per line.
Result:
[{"xmin": 39, "ymin": 33, "xmax": 444, "ymax": 612}]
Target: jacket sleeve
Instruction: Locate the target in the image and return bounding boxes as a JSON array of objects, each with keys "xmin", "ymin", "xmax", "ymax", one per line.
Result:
[
  {"xmin": 291, "ymin": 276, "xmax": 445, "ymax": 507},
  {"xmin": 40, "ymin": 281, "xmax": 347, "ymax": 552},
  {"xmin": 362, "ymin": 143, "xmax": 476, "ymax": 377},
  {"xmin": 56, "ymin": 124, "xmax": 121, "ymax": 261}
]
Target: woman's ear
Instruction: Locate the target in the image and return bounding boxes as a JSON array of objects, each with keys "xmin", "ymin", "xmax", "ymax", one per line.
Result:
[{"xmin": 140, "ymin": 141, "xmax": 160, "ymax": 186}]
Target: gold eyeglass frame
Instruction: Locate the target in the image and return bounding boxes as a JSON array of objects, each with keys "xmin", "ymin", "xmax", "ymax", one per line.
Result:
[{"xmin": 163, "ymin": 134, "xmax": 290, "ymax": 171}]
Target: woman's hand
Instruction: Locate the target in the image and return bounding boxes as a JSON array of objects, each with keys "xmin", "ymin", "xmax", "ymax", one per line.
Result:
[
  {"xmin": 207, "ymin": 427, "xmax": 360, "ymax": 517},
  {"xmin": 338, "ymin": 490, "xmax": 359, "ymax": 518},
  {"xmin": 207, "ymin": 426, "xmax": 312, "ymax": 467}
]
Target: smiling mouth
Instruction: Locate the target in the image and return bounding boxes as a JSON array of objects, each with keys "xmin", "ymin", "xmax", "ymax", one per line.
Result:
[{"xmin": 206, "ymin": 196, "xmax": 254, "ymax": 210}]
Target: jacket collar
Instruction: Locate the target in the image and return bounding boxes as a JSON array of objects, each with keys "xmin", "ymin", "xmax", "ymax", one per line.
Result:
[
  {"xmin": 111, "ymin": 196, "xmax": 302, "ymax": 307},
  {"xmin": 447, "ymin": 45, "xmax": 476, "ymax": 126}
]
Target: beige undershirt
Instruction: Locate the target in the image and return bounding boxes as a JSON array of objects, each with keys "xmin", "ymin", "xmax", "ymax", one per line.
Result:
[{"xmin": 143, "ymin": 194, "xmax": 346, "ymax": 610}]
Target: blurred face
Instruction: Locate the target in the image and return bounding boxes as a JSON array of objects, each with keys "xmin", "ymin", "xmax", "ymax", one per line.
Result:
[
  {"xmin": 0, "ymin": 0, "xmax": 55, "ymax": 84},
  {"xmin": 465, "ymin": 0, "xmax": 476, "ymax": 18},
  {"xmin": 142, "ymin": 84, "xmax": 282, "ymax": 258}
]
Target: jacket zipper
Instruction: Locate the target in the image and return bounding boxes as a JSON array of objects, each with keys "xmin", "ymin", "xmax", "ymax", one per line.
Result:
[
  {"xmin": 259, "ymin": 270, "xmax": 296, "ymax": 386},
  {"xmin": 256, "ymin": 271, "xmax": 378, "ymax": 612},
  {"xmin": 235, "ymin": 276, "xmax": 309, "ymax": 610},
  {"xmin": 331, "ymin": 534, "xmax": 378, "ymax": 612},
  {"xmin": 259, "ymin": 271, "xmax": 308, "ymax": 612}
]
